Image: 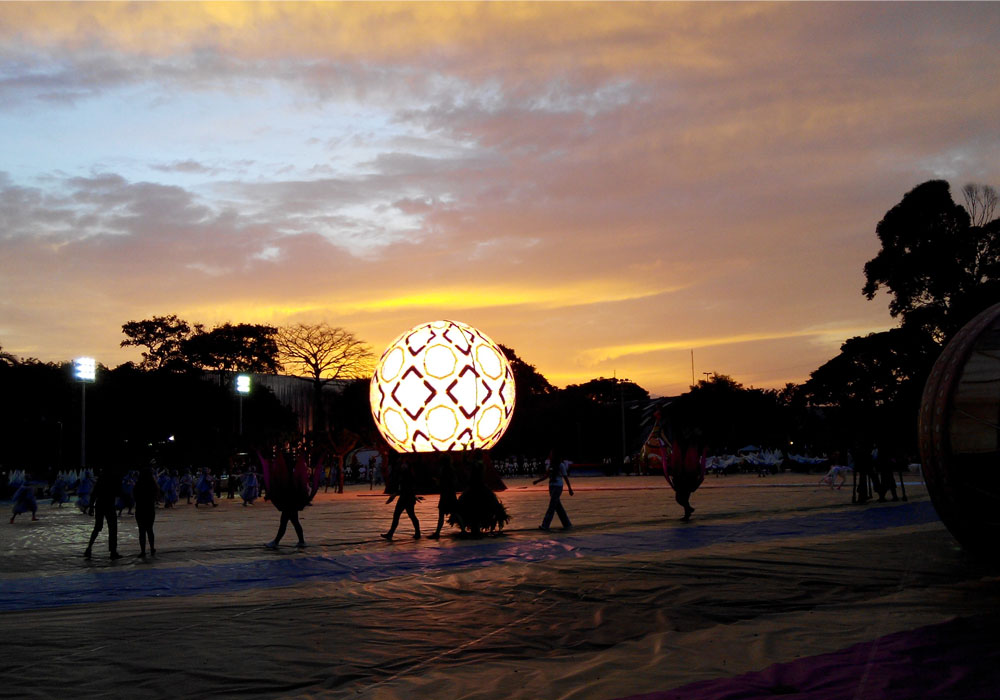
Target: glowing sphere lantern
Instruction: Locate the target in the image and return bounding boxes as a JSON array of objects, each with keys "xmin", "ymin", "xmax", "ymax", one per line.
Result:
[{"xmin": 370, "ymin": 320, "xmax": 516, "ymax": 453}]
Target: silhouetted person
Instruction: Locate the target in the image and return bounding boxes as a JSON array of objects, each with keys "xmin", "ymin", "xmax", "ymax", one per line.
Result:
[
  {"xmin": 429, "ymin": 458, "xmax": 460, "ymax": 539},
  {"xmin": 454, "ymin": 456, "xmax": 510, "ymax": 537},
  {"xmin": 875, "ymin": 450, "xmax": 900, "ymax": 502},
  {"xmin": 535, "ymin": 451, "xmax": 573, "ymax": 530},
  {"xmin": 49, "ymin": 473, "xmax": 70, "ymax": 507},
  {"xmin": 382, "ymin": 460, "xmax": 421, "ymax": 540},
  {"xmin": 265, "ymin": 453, "xmax": 308, "ymax": 549},
  {"xmin": 133, "ymin": 465, "xmax": 158, "ymax": 557},
  {"xmin": 665, "ymin": 443, "xmax": 704, "ymax": 522},
  {"xmin": 178, "ymin": 469, "xmax": 194, "ymax": 504},
  {"xmin": 9, "ymin": 479, "xmax": 38, "ymax": 523},
  {"xmin": 195, "ymin": 467, "xmax": 216, "ymax": 507},
  {"xmin": 851, "ymin": 447, "xmax": 874, "ymax": 504},
  {"xmin": 241, "ymin": 466, "xmax": 260, "ymax": 506},
  {"xmin": 76, "ymin": 471, "xmax": 94, "ymax": 513},
  {"xmin": 84, "ymin": 467, "xmax": 122, "ymax": 560}
]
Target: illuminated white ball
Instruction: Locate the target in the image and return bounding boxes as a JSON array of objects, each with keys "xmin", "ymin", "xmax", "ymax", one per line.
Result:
[{"xmin": 370, "ymin": 320, "xmax": 516, "ymax": 452}]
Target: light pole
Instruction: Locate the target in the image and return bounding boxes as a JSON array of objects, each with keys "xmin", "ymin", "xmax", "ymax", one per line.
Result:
[
  {"xmin": 236, "ymin": 374, "xmax": 251, "ymax": 436},
  {"xmin": 619, "ymin": 378, "xmax": 627, "ymax": 473},
  {"xmin": 74, "ymin": 357, "xmax": 96, "ymax": 469}
]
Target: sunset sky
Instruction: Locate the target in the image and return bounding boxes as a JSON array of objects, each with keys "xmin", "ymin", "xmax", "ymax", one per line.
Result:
[{"xmin": 2, "ymin": 2, "xmax": 999, "ymax": 397}]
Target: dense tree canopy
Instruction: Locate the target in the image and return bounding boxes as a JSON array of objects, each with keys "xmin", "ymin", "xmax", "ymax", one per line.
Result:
[
  {"xmin": 664, "ymin": 374, "xmax": 789, "ymax": 452},
  {"xmin": 801, "ymin": 328, "xmax": 938, "ymax": 410},
  {"xmin": 499, "ymin": 344, "xmax": 555, "ymax": 398},
  {"xmin": 120, "ymin": 314, "xmax": 191, "ymax": 370},
  {"xmin": 563, "ymin": 377, "xmax": 649, "ymax": 404},
  {"xmin": 863, "ymin": 180, "xmax": 1000, "ymax": 342},
  {"xmin": 182, "ymin": 323, "xmax": 281, "ymax": 374}
]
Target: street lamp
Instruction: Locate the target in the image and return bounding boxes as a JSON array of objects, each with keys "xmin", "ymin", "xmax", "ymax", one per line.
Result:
[
  {"xmin": 236, "ymin": 374, "xmax": 251, "ymax": 435},
  {"xmin": 74, "ymin": 357, "xmax": 96, "ymax": 469}
]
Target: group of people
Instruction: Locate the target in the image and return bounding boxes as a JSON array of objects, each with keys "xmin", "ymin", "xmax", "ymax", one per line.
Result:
[
  {"xmin": 83, "ymin": 464, "xmax": 159, "ymax": 560},
  {"xmin": 155, "ymin": 465, "xmax": 262, "ymax": 508},
  {"xmin": 9, "ymin": 441, "xmax": 708, "ymax": 560},
  {"xmin": 380, "ymin": 456, "xmax": 513, "ymax": 541}
]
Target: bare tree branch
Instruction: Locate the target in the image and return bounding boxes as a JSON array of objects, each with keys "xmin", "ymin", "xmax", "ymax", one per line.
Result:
[
  {"xmin": 963, "ymin": 183, "xmax": 999, "ymax": 227},
  {"xmin": 276, "ymin": 323, "xmax": 374, "ymax": 383}
]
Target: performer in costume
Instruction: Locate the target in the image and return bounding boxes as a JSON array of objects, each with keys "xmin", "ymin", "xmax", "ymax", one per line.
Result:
[
  {"xmin": 10, "ymin": 480, "xmax": 39, "ymax": 523},
  {"xmin": 260, "ymin": 450, "xmax": 309, "ymax": 548},
  {"xmin": 428, "ymin": 458, "xmax": 460, "ymax": 539},
  {"xmin": 642, "ymin": 410, "xmax": 704, "ymax": 521},
  {"xmin": 133, "ymin": 464, "xmax": 158, "ymax": 557},
  {"xmin": 76, "ymin": 470, "xmax": 94, "ymax": 513},
  {"xmin": 452, "ymin": 456, "xmax": 510, "ymax": 537},
  {"xmin": 161, "ymin": 470, "xmax": 179, "ymax": 508},
  {"xmin": 117, "ymin": 470, "xmax": 136, "ymax": 517},
  {"xmin": 382, "ymin": 458, "xmax": 421, "ymax": 540},
  {"xmin": 665, "ymin": 442, "xmax": 704, "ymax": 521},
  {"xmin": 155, "ymin": 466, "xmax": 169, "ymax": 505},
  {"xmin": 240, "ymin": 466, "xmax": 259, "ymax": 506},
  {"xmin": 534, "ymin": 451, "xmax": 573, "ymax": 530},
  {"xmin": 49, "ymin": 473, "xmax": 70, "ymax": 507},
  {"xmin": 194, "ymin": 467, "xmax": 216, "ymax": 507},
  {"xmin": 178, "ymin": 469, "xmax": 194, "ymax": 504}
]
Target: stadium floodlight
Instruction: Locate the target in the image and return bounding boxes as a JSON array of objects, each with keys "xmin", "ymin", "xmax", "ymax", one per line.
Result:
[
  {"xmin": 236, "ymin": 374, "xmax": 251, "ymax": 395},
  {"xmin": 74, "ymin": 357, "xmax": 96, "ymax": 382}
]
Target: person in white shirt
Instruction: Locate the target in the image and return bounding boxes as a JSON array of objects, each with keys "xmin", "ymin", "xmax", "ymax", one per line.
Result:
[{"xmin": 534, "ymin": 450, "xmax": 574, "ymax": 530}]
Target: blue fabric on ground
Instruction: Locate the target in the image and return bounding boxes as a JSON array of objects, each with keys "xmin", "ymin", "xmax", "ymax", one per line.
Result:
[{"xmin": 0, "ymin": 501, "xmax": 938, "ymax": 612}]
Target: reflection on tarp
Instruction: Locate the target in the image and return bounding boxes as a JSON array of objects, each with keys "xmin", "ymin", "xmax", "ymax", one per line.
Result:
[
  {"xmin": 619, "ymin": 614, "xmax": 1000, "ymax": 700},
  {"xmin": 0, "ymin": 501, "xmax": 937, "ymax": 612}
]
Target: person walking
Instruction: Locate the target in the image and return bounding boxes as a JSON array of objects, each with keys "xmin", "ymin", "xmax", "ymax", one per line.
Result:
[
  {"xmin": 264, "ymin": 452, "xmax": 308, "ymax": 549},
  {"xmin": 194, "ymin": 467, "xmax": 216, "ymax": 507},
  {"xmin": 428, "ymin": 458, "xmax": 460, "ymax": 539},
  {"xmin": 534, "ymin": 451, "xmax": 573, "ymax": 531},
  {"xmin": 9, "ymin": 478, "xmax": 39, "ymax": 523},
  {"xmin": 381, "ymin": 459, "xmax": 421, "ymax": 540},
  {"xmin": 84, "ymin": 466, "xmax": 122, "ymax": 560},
  {"xmin": 133, "ymin": 464, "xmax": 158, "ymax": 558}
]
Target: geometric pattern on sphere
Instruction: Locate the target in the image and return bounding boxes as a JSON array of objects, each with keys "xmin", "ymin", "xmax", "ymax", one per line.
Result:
[{"xmin": 370, "ymin": 319, "xmax": 516, "ymax": 453}]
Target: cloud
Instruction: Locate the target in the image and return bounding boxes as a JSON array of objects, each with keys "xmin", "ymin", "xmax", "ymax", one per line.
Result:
[
  {"xmin": 151, "ymin": 159, "xmax": 221, "ymax": 175},
  {"xmin": 2, "ymin": 3, "xmax": 1000, "ymax": 396}
]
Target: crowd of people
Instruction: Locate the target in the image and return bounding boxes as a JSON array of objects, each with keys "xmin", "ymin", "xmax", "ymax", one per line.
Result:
[
  {"xmin": 4, "ymin": 459, "xmax": 275, "ymax": 559},
  {"xmin": 2, "ymin": 449, "xmax": 587, "ymax": 558},
  {"xmin": 14, "ymin": 439, "xmax": 913, "ymax": 561}
]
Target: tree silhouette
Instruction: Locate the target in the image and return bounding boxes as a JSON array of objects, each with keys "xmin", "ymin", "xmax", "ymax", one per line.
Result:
[
  {"xmin": 963, "ymin": 183, "xmax": 999, "ymax": 228},
  {"xmin": 863, "ymin": 180, "xmax": 1000, "ymax": 342},
  {"xmin": 276, "ymin": 323, "xmax": 374, "ymax": 433},
  {"xmin": 499, "ymin": 344, "xmax": 555, "ymax": 398},
  {"xmin": 120, "ymin": 315, "xmax": 192, "ymax": 370},
  {"xmin": 182, "ymin": 323, "xmax": 281, "ymax": 374}
]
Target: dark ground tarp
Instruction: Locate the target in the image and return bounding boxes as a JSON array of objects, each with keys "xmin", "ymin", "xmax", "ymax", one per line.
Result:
[{"xmin": 1, "ymin": 475, "xmax": 997, "ymax": 699}]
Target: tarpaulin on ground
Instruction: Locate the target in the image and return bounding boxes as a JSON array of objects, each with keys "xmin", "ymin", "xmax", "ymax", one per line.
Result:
[{"xmin": 1, "ymin": 476, "xmax": 997, "ymax": 699}]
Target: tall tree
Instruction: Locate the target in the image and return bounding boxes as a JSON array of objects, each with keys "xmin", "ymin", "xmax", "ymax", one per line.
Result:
[
  {"xmin": 120, "ymin": 315, "xmax": 192, "ymax": 370},
  {"xmin": 276, "ymin": 323, "xmax": 374, "ymax": 433},
  {"xmin": 963, "ymin": 183, "xmax": 999, "ymax": 228},
  {"xmin": 863, "ymin": 180, "xmax": 1000, "ymax": 342},
  {"xmin": 801, "ymin": 329, "xmax": 938, "ymax": 410},
  {"xmin": 182, "ymin": 323, "xmax": 282, "ymax": 374},
  {"xmin": 563, "ymin": 376, "xmax": 649, "ymax": 404},
  {"xmin": 666, "ymin": 373, "xmax": 789, "ymax": 452},
  {"xmin": 499, "ymin": 344, "xmax": 556, "ymax": 398}
]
